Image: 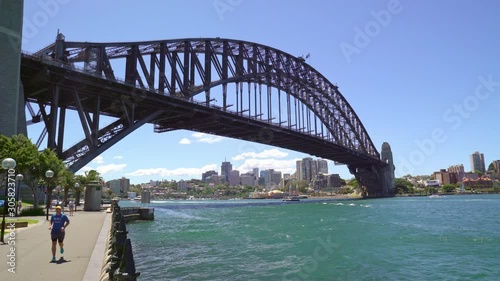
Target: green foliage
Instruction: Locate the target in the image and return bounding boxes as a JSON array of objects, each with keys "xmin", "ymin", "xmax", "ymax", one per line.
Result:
[
  {"xmin": 20, "ymin": 207, "xmax": 45, "ymax": 216},
  {"xmin": 395, "ymin": 178, "xmax": 414, "ymax": 194},
  {"xmin": 488, "ymin": 162, "xmax": 495, "ymax": 171},
  {"xmin": 347, "ymin": 178, "xmax": 358, "ymax": 187},
  {"xmin": 441, "ymin": 184, "xmax": 456, "ymax": 193},
  {"xmin": 337, "ymin": 186, "xmax": 352, "ymax": 194}
]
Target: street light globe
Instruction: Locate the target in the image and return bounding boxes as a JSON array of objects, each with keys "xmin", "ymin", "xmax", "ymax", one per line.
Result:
[
  {"xmin": 75, "ymin": 183, "xmax": 80, "ymax": 188},
  {"xmin": 45, "ymin": 170, "xmax": 54, "ymax": 178},
  {"xmin": 16, "ymin": 174, "xmax": 23, "ymax": 181},
  {"xmin": 1, "ymin": 158, "xmax": 16, "ymax": 169}
]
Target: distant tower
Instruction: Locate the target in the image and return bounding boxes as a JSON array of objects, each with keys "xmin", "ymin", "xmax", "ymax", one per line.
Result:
[
  {"xmin": 317, "ymin": 159, "xmax": 328, "ymax": 174},
  {"xmin": 221, "ymin": 160, "xmax": 232, "ymax": 182},
  {"xmin": 381, "ymin": 142, "xmax": 395, "ymax": 194},
  {"xmin": 470, "ymin": 152, "xmax": 485, "ymax": 173},
  {"xmin": 0, "ymin": 0, "xmax": 27, "ymax": 137}
]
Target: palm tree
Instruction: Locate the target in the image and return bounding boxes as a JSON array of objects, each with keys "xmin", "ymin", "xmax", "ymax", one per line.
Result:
[{"xmin": 75, "ymin": 170, "xmax": 101, "ymax": 206}]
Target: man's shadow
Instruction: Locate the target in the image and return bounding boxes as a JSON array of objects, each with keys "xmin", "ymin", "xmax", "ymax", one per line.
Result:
[{"xmin": 50, "ymin": 257, "xmax": 71, "ymax": 264}]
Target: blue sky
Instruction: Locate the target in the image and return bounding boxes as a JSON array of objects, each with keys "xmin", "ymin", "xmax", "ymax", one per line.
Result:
[{"xmin": 21, "ymin": 0, "xmax": 500, "ymax": 184}]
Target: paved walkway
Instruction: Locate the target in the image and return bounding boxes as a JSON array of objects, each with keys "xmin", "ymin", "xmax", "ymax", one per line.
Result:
[{"xmin": 0, "ymin": 210, "xmax": 110, "ymax": 281}]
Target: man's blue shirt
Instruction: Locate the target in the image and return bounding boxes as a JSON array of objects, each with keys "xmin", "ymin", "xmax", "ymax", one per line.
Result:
[{"xmin": 51, "ymin": 214, "xmax": 69, "ymax": 234}]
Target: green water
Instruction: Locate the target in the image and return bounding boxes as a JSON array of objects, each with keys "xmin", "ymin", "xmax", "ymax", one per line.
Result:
[{"xmin": 123, "ymin": 195, "xmax": 500, "ymax": 280}]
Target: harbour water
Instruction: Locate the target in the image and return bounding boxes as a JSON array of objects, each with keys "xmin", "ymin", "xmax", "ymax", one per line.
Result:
[{"xmin": 122, "ymin": 195, "xmax": 500, "ymax": 280}]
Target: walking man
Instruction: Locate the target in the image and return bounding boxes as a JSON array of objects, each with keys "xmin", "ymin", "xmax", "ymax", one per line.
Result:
[{"xmin": 49, "ymin": 205, "xmax": 70, "ymax": 262}]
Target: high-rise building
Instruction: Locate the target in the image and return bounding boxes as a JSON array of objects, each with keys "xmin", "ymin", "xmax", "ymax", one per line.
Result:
[
  {"xmin": 221, "ymin": 160, "xmax": 232, "ymax": 182},
  {"xmin": 107, "ymin": 177, "xmax": 130, "ymax": 194},
  {"xmin": 229, "ymin": 170, "xmax": 240, "ymax": 186},
  {"xmin": 470, "ymin": 152, "xmax": 486, "ymax": 173},
  {"xmin": 241, "ymin": 173, "xmax": 255, "ymax": 186},
  {"xmin": 318, "ymin": 159, "xmax": 328, "ymax": 174},
  {"xmin": 296, "ymin": 160, "xmax": 303, "ymax": 180},
  {"xmin": 202, "ymin": 170, "xmax": 218, "ymax": 183},
  {"xmin": 253, "ymin": 168, "xmax": 259, "ymax": 181},
  {"xmin": 493, "ymin": 160, "xmax": 500, "ymax": 174},
  {"xmin": 301, "ymin": 157, "xmax": 317, "ymax": 181}
]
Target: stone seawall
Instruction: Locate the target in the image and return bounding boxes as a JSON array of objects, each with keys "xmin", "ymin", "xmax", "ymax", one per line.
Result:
[
  {"xmin": 120, "ymin": 207, "xmax": 155, "ymax": 222},
  {"xmin": 99, "ymin": 202, "xmax": 154, "ymax": 280}
]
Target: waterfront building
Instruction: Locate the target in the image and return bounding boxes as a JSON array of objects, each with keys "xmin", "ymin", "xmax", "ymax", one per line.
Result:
[
  {"xmin": 470, "ymin": 151, "xmax": 486, "ymax": 173},
  {"xmin": 434, "ymin": 169, "xmax": 451, "ymax": 185},
  {"xmin": 107, "ymin": 177, "xmax": 130, "ymax": 194},
  {"xmin": 463, "ymin": 176, "xmax": 493, "ymax": 189}
]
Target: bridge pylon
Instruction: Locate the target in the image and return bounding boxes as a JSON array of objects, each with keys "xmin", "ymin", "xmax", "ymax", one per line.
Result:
[{"xmin": 349, "ymin": 142, "xmax": 396, "ymax": 197}]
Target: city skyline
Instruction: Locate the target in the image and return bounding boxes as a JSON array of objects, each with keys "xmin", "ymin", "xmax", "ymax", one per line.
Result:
[{"xmin": 20, "ymin": 0, "xmax": 500, "ymax": 184}]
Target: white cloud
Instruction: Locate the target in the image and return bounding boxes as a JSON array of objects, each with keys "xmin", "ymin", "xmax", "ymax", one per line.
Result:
[
  {"xmin": 236, "ymin": 158, "xmax": 300, "ymax": 175},
  {"xmin": 179, "ymin": 138, "xmax": 191, "ymax": 144},
  {"xmin": 126, "ymin": 164, "xmax": 217, "ymax": 178},
  {"xmin": 192, "ymin": 132, "xmax": 223, "ymax": 144},
  {"xmin": 232, "ymin": 148, "xmax": 288, "ymax": 161},
  {"xmin": 96, "ymin": 164, "xmax": 127, "ymax": 175},
  {"xmin": 92, "ymin": 155, "xmax": 105, "ymax": 164},
  {"xmin": 113, "ymin": 156, "xmax": 124, "ymax": 159},
  {"xmin": 76, "ymin": 166, "xmax": 93, "ymax": 175}
]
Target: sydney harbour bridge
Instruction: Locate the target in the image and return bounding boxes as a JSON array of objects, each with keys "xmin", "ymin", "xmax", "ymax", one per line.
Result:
[{"xmin": 1, "ymin": 6, "xmax": 395, "ymax": 198}]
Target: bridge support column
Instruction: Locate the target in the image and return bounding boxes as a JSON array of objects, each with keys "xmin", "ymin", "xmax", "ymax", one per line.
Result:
[
  {"xmin": 349, "ymin": 142, "xmax": 396, "ymax": 198},
  {"xmin": 0, "ymin": 0, "xmax": 26, "ymax": 137}
]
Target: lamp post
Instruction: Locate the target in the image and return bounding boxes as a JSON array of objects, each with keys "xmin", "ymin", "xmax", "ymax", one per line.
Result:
[
  {"xmin": 2, "ymin": 158, "xmax": 16, "ymax": 244},
  {"xmin": 55, "ymin": 185, "xmax": 61, "ymax": 205},
  {"xmin": 15, "ymin": 174, "xmax": 23, "ymax": 217},
  {"xmin": 74, "ymin": 182, "xmax": 80, "ymax": 212},
  {"xmin": 45, "ymin": 170, "xmax": 54, "ymax": 220}
]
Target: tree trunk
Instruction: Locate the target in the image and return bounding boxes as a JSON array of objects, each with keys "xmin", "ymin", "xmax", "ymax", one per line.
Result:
[{"xmin": 75, "ymin": 190, "xmax": 81, "ymax": 206}]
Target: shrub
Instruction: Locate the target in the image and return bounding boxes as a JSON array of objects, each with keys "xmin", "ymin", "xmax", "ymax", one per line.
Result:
[{"xmin": 20, "ymin": 207, "xmax": 45, "ymax": 216}]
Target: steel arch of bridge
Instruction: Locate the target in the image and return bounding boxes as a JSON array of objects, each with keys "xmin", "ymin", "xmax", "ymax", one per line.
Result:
[
  {"xmin": 24, "ymin": 35, "xmax": 386, "ymax": 177},
  {"xmin": 45, "ymin": 36, "xmax": 377, "ymax": 154}
]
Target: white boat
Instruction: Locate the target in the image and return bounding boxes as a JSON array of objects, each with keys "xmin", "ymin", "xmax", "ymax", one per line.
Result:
[
  {"xmin": 428, "ymin": 194, "xmax": 441, "ymax": 198},
  {"xmin": 133, "ymin": 196, "xmax": 142, "ymax": 201}
]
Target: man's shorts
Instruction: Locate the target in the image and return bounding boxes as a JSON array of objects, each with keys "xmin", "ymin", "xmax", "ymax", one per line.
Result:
[{"xmin": 51, "ymin": 231, "xmax": 65, "ymax": 242}]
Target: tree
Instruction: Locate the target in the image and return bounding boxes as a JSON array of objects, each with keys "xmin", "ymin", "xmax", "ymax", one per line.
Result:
[
  {"xmin": 488, "ymin": 162, "xmax": 495, "ymax": 171},
  {"xmin": 58, "ymin": 168, "xmax": 75, "ymax": 205},
  {"xmin": 441, "ymin": 184, "xmax": 456, "ymax": 193},
  {"xmin": 395, "ymin": 178, "xmax": 413, "ymax": 194},
  {"xmin": 75, "ymin": 170, "xmax": 101, "ymax": 206},
  {"xmin": 0, "ymin": 135, "xmax": 42, "ymax": 208},
  {"xmin": 39, "ymin": 148, "xmax": 65, "ymax": 211}
]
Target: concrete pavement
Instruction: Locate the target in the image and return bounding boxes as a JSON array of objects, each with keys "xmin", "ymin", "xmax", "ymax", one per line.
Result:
[{"xmin": 0, "ymin": 210, "xmax": 109, "ymax": 281}]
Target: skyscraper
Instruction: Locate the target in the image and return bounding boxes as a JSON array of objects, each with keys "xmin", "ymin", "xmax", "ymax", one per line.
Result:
[
  {"xmin": 470, "ymin": 152, "xmax": 485, "ymax": 173},
  {"xmin": 318, "ymin": 159, "xmax": 328, "ymax": 174},
  {"xmin": 221, "ymin": 160, "xmax": 232, "ymax": 182}
]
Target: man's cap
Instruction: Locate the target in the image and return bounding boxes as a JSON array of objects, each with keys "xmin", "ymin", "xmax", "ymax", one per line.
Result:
[{"xmin": 56, "ymin": 206, "xmax": 62, "ymax": 209}]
